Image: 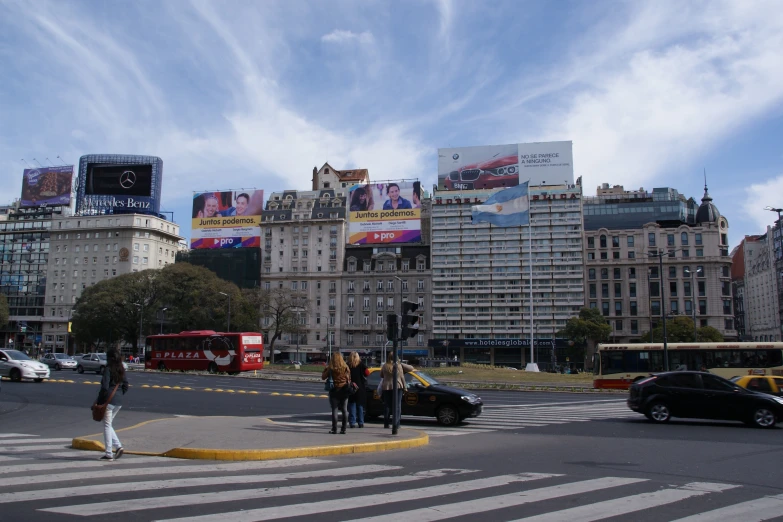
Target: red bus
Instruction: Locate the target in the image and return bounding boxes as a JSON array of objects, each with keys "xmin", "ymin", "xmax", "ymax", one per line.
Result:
[{"xmin": 144, "ymin": 331, "xmax": 264, "ymax": 374}]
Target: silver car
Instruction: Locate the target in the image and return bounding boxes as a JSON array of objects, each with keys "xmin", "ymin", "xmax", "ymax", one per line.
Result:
[
  {"xmin": 41, "ymin": 353, "xmax": 78, "ymax": 371},
  {"xmin": 76, "ymin": 353, "xmax": 107, "ymax": 374},
  {"xmin": 0, "ymin": 349, "xmax": 50, "ymax": 382}
]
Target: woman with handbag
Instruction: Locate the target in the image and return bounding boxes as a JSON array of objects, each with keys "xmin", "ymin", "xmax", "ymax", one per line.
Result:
[
  {"xmin": 380, "ymin": 353, "xmax": 414, "ymax": 430},
  {"xmin": 96, "ymin": 347, "xmax": 129, "ymax": 460},
  {"xmin": 347, "ymin": 352, "xmax": 369, "ymax": 428},
  {"xmin": 321, "ymin": 352, "xmax": 351, "ymax": 434}
]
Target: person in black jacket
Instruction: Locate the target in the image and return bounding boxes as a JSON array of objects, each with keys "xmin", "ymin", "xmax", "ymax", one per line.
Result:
[
  {"xmin": 347, "ymin": 351, "xmax": 369, "ymax": 428},
  {"xmin": 97, "ymin": 347, "xmax": 129, "ymax": 461}
]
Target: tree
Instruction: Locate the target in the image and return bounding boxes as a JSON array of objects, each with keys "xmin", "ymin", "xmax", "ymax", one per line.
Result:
[
  {"xmin": 558, "ymin": 307, "xmax": 612, "ymax": 366},
  {"xmin": 247, "ymin": 286, "xmax": 308, "ymax": 363},
  {"xmin": 0, "ymin": 293, "xmax": 8, "ymax": 333},
  {"xmin": 640, "ymin": 316, "xmax": 724, "ymax": 343}
]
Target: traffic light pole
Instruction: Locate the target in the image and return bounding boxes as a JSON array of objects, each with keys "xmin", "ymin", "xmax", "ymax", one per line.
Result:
[{"xmin": 392, "ymin": 319, "xmax": 399, "ymax": 436}]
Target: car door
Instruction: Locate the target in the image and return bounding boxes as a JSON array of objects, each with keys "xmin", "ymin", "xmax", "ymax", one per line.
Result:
[
  {"xmin": 0, "ymin": 351, "xmax": 9, "ymax": 377},
  {"xmin": 771, "ymin": 377, "xmax": 783, "ymax": 396},
  {"xmin": 401, "ymin": 373, "xmax": 431, "ymax": 417},
  {"xmin": 365, "ymin": 370, "xmax": 384, "ymax": 416},
  {"xmin": 701, "ymin": 374, "xmax": 747, "ymax": 421},
  {"xmin": 662, "ymin": 373, "xmax": 708, "ymax": 419}
]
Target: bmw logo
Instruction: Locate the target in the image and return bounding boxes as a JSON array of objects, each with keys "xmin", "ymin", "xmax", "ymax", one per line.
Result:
[{"xmin": 452, "ymin": 153, "xmax": 459, "ymax": 160}]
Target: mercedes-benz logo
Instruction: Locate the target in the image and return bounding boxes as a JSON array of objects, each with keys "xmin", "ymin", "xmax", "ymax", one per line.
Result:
[{"xmin": 119, "ymin": 170, "xmax": 136, "ymax": 189}]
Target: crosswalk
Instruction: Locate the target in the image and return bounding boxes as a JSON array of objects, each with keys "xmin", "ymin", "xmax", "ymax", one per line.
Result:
[
  {"xmin": 271, "ymin": 400, "xmax": 640, "ymax": 438},
  {"xmin": 1, "ymin": 432, "xmax": 780, "ymax": 521}
]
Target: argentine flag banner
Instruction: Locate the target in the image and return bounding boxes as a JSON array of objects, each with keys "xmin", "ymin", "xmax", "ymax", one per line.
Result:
[{"xmin": 471, "ymin": 181, "xmax": 530, "ymax": 227}]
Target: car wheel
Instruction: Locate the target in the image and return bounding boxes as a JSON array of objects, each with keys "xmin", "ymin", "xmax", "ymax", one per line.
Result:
[
  {"xmin": 646, "ymin": 402, "xmax": 671, "ymax": 423},
  {"xmin": 55, "ymin": 364, "xmax": 61, "ymax": 371},
  {"xmin": 10, "ymin": 368, "xmax": 22, "ymax": 382},
  {"xmin": 751, "ymin": 407, "xmax": 777, "ymax": 429},
  {"xmin": 208, "ymin": 362, "xmax": 218, "ymax": 374},
  {"xmin": 158, "ymin": 362, "xmax": 166, "ymax": 371},
  {"xmin": 77, "ymin": 365, "xmax": 84, "ymax": 374},
  {"xmin": 436, "ymin": 404, "xmax": 460, "ymax": 426},
  {"xmin": 97, "ymin": 366, "xmax": 105, "ymax": 374}
]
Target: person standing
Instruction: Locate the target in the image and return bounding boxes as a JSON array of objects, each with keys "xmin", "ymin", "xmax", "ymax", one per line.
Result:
[
  {"xmin": 97, "ymin": 347, "xmax": 129, "ymax": 460},
  {"xmin": 347, "ymin": 352, "xmax": 369, "ymax": 428},
  {"xmin": 322, "ymin": 353, "xmax": 351, "ymax": 434},
  {"xmin": 380, "ymin": 353, "xmax": 414, "ymax": 429}
]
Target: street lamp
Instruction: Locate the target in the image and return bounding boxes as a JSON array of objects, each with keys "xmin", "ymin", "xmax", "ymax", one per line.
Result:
[
  {"xmin": 133, "ymin": 302, "xmax": 144, "ymax": 357},
  {"xmin": 684, "ymin": 267, "xmax": 703, "ymax": 341},
  {"xmin": 218, "ymin": 292, "xmax": 231, "ymax": 332},
  {"xmin": 159, "ymin": 307, "xmax": 168, "ymax": 334}
]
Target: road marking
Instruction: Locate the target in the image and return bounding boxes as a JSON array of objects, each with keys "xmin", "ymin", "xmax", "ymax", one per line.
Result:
[
  {"xmin": 0, "ymin": 445, "xmax": 71, "ymax": 453},
  {"xmin": 347, "ymin": 477, "xmax": 646, "ymax": 522},
  {"xmin": 0, "ymin": 456, "xmax": 165, "ymax": 475},
  {"xmin": 507, "ymin": 482, "xmax": 740, "ymax": 521},
  {"xmin": 669, "ymin": 493, "xmax": 783, "ymax": 521},
  {"xmin": 151, "ymin": 472, "xmax": 557, "ymax": 522},
  {"xmin": 0, "ymin": 457, "xmax": 329, "ymax": 487},
  {"xmin": 6, "ymin": 465, "xmax": 398, "ymax": 505},
  {"xmin": 0, "ymin": 438, "xmax": 73, "ymax": 445},
  {"xmin": 0, "ymin": 434, "xmax": 36, "ymax": 438}
]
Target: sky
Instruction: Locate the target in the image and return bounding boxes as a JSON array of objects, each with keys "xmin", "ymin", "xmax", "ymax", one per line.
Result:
[{"xmin": 1, "ymin": 0, "xmax": 782, "ymax": 248}]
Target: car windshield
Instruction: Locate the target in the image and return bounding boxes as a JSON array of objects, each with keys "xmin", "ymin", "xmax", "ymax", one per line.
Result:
[
  {"xmin": 5, "ymin": 350, "xmax": 32, "ymax": 361},
  {"xmin": 55, "ymin": 354, "xmax": 72, "ymax": 360},
  {"xmin": 97, "ymin": 354, "xmax": 107, "ymax": 360},
  {"xmin": 413, "ymin": 371, "xmax": 440, "ymax": 386}
]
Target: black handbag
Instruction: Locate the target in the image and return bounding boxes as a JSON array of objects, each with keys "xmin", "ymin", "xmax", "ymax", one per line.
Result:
[{"xmin": 91, "ymin": 384, "xmax": 119, "ymax": 422}]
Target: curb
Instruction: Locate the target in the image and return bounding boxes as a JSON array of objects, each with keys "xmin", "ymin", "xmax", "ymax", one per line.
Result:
[{"xmin": 71, "ymin": 419, "xmax": 429, "ymax": 461}]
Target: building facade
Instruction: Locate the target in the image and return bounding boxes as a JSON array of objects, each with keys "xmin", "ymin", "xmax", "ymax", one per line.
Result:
[
  {"xmin": 43, "ymin": 214, "xmax": 182, "ymax": 352},
  {"xmin": 740, "ymin": 228, "xmax": 781, "ymax": 341},
  {"xmin": 429, "ymin": 184, "xmax": 585, "ymax": 368},
  {"xmin": 583, "ymin": 184, "xmax": 735, "ymax": 343}
]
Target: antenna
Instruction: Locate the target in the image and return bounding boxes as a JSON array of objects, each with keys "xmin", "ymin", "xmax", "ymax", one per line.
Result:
[{"xmin": 703, "ymin": 168, "xmax": 707, "ymax": 191}]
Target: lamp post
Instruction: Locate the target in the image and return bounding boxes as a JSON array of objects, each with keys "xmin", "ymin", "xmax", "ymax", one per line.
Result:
[
  {"xmin": 133, "ymin": 302, "xmax": 144, "ymax": 357},
  {"xmin": 684, "ymin": 267, "xmax": 702, "ymax": 341},
  {"xmin": 159, "ymin": 307, "xmax": 168, "ymax": 334},
  {"xmin": 219, "ymin": 292, "xmax": 231, "ymax": 332}
]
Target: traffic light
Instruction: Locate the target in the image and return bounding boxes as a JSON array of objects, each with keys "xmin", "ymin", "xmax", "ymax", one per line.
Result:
[
  {"xmin": 386, "ymin": 314, "xmax": 397, "ymax": 341},
  {"xmin": 401, "ymin": 300, "xmax": 419, "ymax": 338}
]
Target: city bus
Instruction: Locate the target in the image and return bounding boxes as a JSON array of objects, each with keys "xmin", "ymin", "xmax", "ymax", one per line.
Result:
[
  {"xmin": 144, "ymin": 331, "xmax": 264, "ymax": 374},
  {"xmin": 593, "ymin": 342, "xmax": 783, "ymax": 389}
]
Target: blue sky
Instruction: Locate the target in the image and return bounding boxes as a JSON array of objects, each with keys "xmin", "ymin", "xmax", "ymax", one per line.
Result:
[{"xmin": 1, "ymin": 0, "xmax": 782, "ymax": 247}]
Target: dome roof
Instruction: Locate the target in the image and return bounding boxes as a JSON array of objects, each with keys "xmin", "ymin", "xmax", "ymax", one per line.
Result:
[{"xmin": 695, "ymin": 182, "xmax": 720, "ymax": 224}]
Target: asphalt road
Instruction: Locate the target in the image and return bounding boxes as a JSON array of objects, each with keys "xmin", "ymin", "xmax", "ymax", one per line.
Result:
[{"xmin": 2, "ymin": 370, "xmax": 783, "ymax": 521}]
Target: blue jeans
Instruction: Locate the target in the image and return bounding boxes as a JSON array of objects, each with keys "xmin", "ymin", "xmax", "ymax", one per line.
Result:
[
  {"xmin": 103, "ymin": 404, "xmax": 122, "ymax": 457},
  {"xmin": 348, "ymin": 402, "xmax": 364, "ymax": 427},
  {"xmin": 382, "ymin": 389, "xmax": 403, "ymax": 428}
]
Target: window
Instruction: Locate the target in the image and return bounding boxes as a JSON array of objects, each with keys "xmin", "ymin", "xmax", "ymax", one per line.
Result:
[
  {"xmin": 685, "ymin": 300, "xmax": 692, "ymax": 313},
  {"xmin": 613, "ymin": 267, "xmax": 621, "ymax": 279},
  {"xmin": 587, "ymin": 237, "xmax": 594, "ymax": 248},
  {"xmin": 377, "ymin": 280, "xmax": 383, "ymax": 291},
  {"xmin": 376, "ymin": 313, "xmax": 383, "ymax": 325},
  {"xmin": 601, "ymin": 268, "xmax": 608, "ymax": 279},
  {"xmin": 651, "ymin": 301, "xmax": 661, "ymax": 316},
  {"xmin": 612, "ymin": 251, "xmax": 620, "ymax": 259},
  {"xmin": 698, "ymin": 281, "xmax": 706, "ymax": 297},
  {"xmin": 671, "ymin": 300, "xmax": 678, "ymax": 313},
  {"xmin": 721, "ymin": 281, "xmax": 731, "ymax": 296},
  {"xmin": 600, "ymin": 235, "xmax": 607, "ymax": 248},
  {"xmin": 587, "ymin": 252, "xmax": 595, "ymax": 260},
  {"xmin": 589, "ymin": 284, "xmax": 596, "ymax": 299},
  {"xmin": 695, "ymin": 233, "xmax": 702, "ymax": 245},
  {"xmin": 629, "ymin": 283, "xmax": 636, "ymax": 297},
  {"xmin": 612, "ymin": 236, "xmax": 620, "ymax": 248},
  {"xmin": 723, "ymin": 299, "xmax": 732, "ymax": 315},
  {"xmin": 649, "ymin": 266, "xmax": 659, "ymax": 279},
  {"xmin": 682, "ymin": 249, "xmax": 690, "ymax": 258},
  {"xmin": 670, "ymin": 281, "xmax": 677, "ymax": 296},
  {"xmin": 696, "ymin": 265, "xmax": 704, "ymax": 277},
  {"xmin": 602, "ymin": 302, "xmax": 609, "ymax": 316},
  {"xmin": 627, "ymin": 236, "xmax": 635, "ymax": 248},
  {"xmin": 684, "ymin": 281, "xmax": 692, "ymax": 296},
  {"xmin": 681, "ymin": 232, "xmax": 689, "ymax": 245},
  {"xmin": 402, "ymin": 260, "xmax": 409, "ymax": 272},
  {"xmin": 614, "ymin": 283, "xmax": 621, "ymax": 298},
  {"xmin": 631, "ymin": 320, "xmax": 638, "ymax": 334},
  {"xmin": 696, "ymin": 248, "xmax": 704, "ymax": 257},
  {"xmin": 628, "ymin": 268, "xmax": 636, "ymax": 279},
  {"xmin": 615, "ymin": 302, "xmax": 622, "ymax": 316},
  {"xmin": 133, "ymin": 256, "xmax": 138, "ymax": 264},
  {"xmin": 725, "ymin": 318, "xmax": 734, "ymax": 331},
  {"xmin": 630, "ymin": 301, "xmax": 638, "ymax": 316},
  {"xmin": 667, "ymin": 234, "xmax": 675, "ymax": 247},
  {"xmin": 600, "ymin": 252, "xmax": 608, "ymax": 260},
  {"xmin": 601, "ymin": 283, "xmax": 609, "ymax": 298},
  {"xmin": 648, "ymin": 233, "xmax": 656, "ymax": 246},
  {"xmin": 628, "ymin": 251, "xmax": 635, "ymax": 259},
  {"xmin": 668, "ymin": 266, "xmax": 676, "ymax": 278},
  {"xmin": 588, "ymin": 269, "xmax": 596, "ymax": 280},
  {"xmin": 699, "ymin": 300, "xmax": 707, "ymax": 315},
  {"xmin": 417, "ymin": 280, "xmax": 425, "ymax": 290}
]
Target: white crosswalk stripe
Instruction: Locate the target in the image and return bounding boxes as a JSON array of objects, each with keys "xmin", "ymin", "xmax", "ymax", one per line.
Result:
[{"xmin": 0, "ymin": 434, "xmax": 777, "ymax": 522}]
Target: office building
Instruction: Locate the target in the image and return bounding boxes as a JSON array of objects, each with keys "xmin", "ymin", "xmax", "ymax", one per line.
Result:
[
  {"xmin": 732, "ymin": 230, "xmax": 781, "ymax": 342},
  {"xmin": 584, "ymin": 183, "xmax": 735, "ymax": 343},
  {"xmin": 429, "ymin": 184, "xmax": 585, "ymax": 368}
]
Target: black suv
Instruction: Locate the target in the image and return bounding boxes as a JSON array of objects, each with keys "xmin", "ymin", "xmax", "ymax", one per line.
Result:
[{"xmin": 628, "ymin": 371, "xmax": 783, "ymax": 428}]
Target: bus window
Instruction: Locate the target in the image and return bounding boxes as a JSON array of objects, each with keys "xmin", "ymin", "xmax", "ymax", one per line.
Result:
[
  {"xmin": 766, "ymin": 350, "xmax": 782, "ymax": 367},
  {"xmin": 601, "ymin": 352, "xmax": 625, "ymax": 375}
]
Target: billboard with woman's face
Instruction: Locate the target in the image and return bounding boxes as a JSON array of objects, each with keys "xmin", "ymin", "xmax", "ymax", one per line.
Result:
[
  {"xmin": 191, "ymin": 189, "xmax": 264, "ymax": 249},
  {"xmin": 346, "ymin": 181, "xmax": 421, "ymax": 244}
]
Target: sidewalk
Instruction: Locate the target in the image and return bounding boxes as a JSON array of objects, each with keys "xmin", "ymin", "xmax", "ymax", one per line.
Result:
[{"xmin": 71, "ymin": 416, "xmax": 428, "ymax": 461}]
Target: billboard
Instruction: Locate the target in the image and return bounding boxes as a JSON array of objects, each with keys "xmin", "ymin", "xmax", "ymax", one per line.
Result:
[
  {"xmin": 438, "ymin": 141, "xmax": 573, "ymax": 191},
  {"xmin": 347, "ymin": 181, "xmax": 421, "ymax": 244},
  {"xmin": 190, "ymin": 189, "xmax": 264, "ymax": 249},
  {"xmin": 76, "ymin": 155, "xmax": 163, "ymax": 216},
  {"xmin": 20, "ymin": 166, "xmax": 73, "ymax": 208}
]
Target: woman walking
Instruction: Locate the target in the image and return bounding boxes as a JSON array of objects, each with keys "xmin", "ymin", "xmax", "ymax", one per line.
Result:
[
  {"xmin": 347, "ymin": 352, "xmax": 369, "ymax": 428},
  {"xmin": 380, "ymin": 353, "xmax": 414, "ymax": 430},
  {"xmin": 322, "ymin": 352, "xmax": 351, "ymax": 434},
  {"xmin": 97, "ymin": 347, "xmax": 129, "ymax": 460}
]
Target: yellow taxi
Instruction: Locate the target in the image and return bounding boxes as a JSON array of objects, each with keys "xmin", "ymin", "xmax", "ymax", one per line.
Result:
[{"xmin": 731, "ymin": 374, "xmax": 783, "ymax": 396}]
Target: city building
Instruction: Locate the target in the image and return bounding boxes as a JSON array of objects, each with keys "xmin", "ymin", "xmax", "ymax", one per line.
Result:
[
  {"xmin": 583, "ymin": 183, "xmax": 735, "ymax": 344},
  {"xmin": 43, "ymin": 214, "xmax": 182, "ymax": 352},
  {"xmin": 733, "ymin": 229, "xmax": 781, "ymax": 342},
  {"xmin": 0, "ymin": 203, "xmax": 67, "ymax": 352},
  {"xmin": 258, "ymin": 164, "xmax": 368, "ymax": 361},
  {"xmin": 429, "ymin": 184, "xmax": 585, "ymax": 368},
  {"xmin": 730, "ymin": 240, "xmax": 749, "ymax": 340}
]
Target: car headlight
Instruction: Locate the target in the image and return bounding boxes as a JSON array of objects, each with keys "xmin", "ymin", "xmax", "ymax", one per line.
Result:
[{"xmin": 461, "ymin": 395, "xmax": 481, "ymax": 404}]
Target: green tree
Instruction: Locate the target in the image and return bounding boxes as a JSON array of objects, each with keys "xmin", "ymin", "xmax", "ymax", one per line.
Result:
[
  {"xmin": 640, "ymin": 316, "xmax": 724, "ymax": 343},
  {"xmin": 558, "ymin": 307, "xmax": 612, "ymax": 366},
  {"xmin": 0, "ymin": 293, "xmax": 8, "ymax": 332}
]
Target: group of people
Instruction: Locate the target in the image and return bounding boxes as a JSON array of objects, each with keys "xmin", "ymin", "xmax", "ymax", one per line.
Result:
[
  {"xmin": 349, "ymin": 182, "xmax": 422, "ymax": 212},
  {"xmin": 192, "ymin": 192, "xmax": 257, "ymax": 218},
  {"xmin": 321, "ymin": 352, "xmax": 413, "ymax": 434}
]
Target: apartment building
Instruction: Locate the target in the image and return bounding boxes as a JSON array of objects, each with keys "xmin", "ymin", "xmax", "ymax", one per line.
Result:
[
  {"xmin": 429, "ymin": 184, "xmax": 585, "ymax": 368},
  {"xmin": 43, "ymin": 214, "xmax": 182, "ymax": 352},
  {"xmin": 736, "ymin": 229, "xmax": 781, "ymax": 341},
  {"xmin": 584, "ymin": 184, "xmax": 735, "ymax": 342},
  {"xmin": 259, "ymin": 164, "xmax": 368, "ymax": 360}
]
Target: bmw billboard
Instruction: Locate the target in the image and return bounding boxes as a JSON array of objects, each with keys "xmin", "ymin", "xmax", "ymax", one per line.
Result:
[{"xmin": 75, "ymin": 155, "xmax": 163, "ymax": 216}]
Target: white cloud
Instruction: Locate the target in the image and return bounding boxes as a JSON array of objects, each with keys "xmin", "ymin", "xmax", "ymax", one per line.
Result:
[
  {"xmin": 742, "ymin": 174, "xmax": 783, "ymax": 232},
  {"xmin": 321, "ymin": 29, "xmax": 374, "ymax": 45}
]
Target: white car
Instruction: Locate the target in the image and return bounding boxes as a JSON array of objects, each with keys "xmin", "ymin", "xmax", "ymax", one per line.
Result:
[{"xmin": 0, "ymin": 349, "xmax": 50, "ymax": 382}]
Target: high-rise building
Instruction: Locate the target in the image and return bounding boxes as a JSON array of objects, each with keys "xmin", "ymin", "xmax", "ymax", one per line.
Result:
[
  {"xmin": 732, "ymin": 229, "xmax": 781, "ymax": 342},
  {"xmin": 429, "ymin": 184, "xmax": 584, "ymax": 368},
  {"xmin": 584, "ymin": 183, "xmax": 735, "ymax": 343},
  {"xmin": 43, "ymin": 214, "xmax": 182, "ymax": 352}
]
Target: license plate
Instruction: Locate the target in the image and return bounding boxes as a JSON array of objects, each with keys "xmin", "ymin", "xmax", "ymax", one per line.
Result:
[{"xmin": 453, "ymin": 182, "xmax": 474, "ymax": 190}]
